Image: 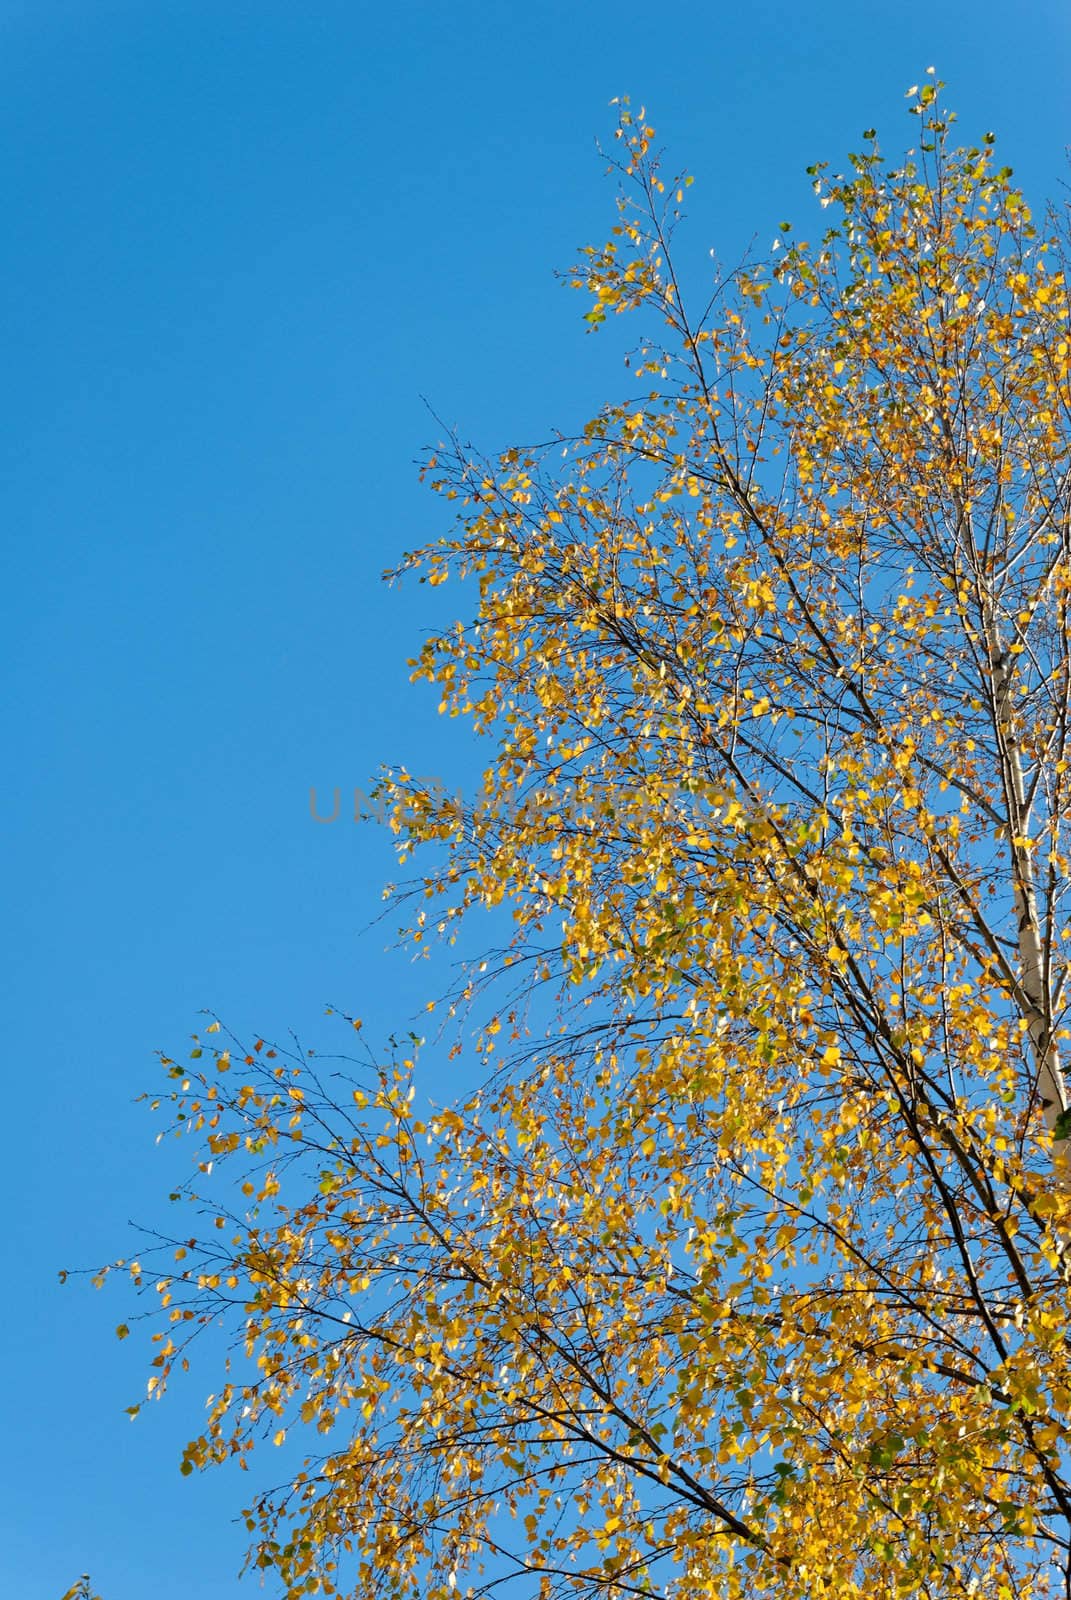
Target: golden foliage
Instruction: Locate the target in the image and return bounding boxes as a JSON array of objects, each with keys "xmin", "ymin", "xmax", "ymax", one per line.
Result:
[
  {"xmin": 59, "ymin": 1580, "xmax": 102, "ymax": 1600},
  {"xmin": 92, "ymin": 83, "xmax": 1071, "ymax": 1597}
]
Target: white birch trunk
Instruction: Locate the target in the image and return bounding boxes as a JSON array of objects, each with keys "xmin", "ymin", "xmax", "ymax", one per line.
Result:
[{"xmin": 985, "ymin": 606, "xmax": 1071, "ymax": 1185}]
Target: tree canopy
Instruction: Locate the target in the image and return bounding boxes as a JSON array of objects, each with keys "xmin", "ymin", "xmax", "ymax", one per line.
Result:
[{"xmin": 90, "ymin": 82, "xmax": 1071, "ymax": 1599}]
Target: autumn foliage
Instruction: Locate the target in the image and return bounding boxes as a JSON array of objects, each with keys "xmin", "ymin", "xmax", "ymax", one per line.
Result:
[{"xmin": 92, "ymin": 82, "xmax": 1071, "ymax": 1598}]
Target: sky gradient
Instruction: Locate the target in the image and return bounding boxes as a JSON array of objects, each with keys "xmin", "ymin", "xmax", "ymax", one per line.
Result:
[{"xmin": 5, "ymin": 4, "xmax": 1071, "ymax": 1597}]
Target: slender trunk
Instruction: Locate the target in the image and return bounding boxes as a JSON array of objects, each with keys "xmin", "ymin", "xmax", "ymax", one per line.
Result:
[{"xmin": 985, "ymin": 606, "xmax": 1070, "ymax": 1178}]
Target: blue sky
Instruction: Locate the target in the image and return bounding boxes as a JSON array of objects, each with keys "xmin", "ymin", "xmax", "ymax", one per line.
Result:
[{"xmin": 4, "ymin": 3, "xmax": 1070, "ymax": 1597}]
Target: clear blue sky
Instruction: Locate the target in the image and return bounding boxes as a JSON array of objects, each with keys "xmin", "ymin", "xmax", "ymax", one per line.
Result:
[{"xmin": 4, "ymin": 4, "xmax": 1069, "ymax": 1597}]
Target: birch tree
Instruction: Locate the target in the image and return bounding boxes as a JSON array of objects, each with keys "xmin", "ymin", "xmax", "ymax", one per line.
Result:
[{"xmin": 91, "ymin": 82, "xmax": 1071, "ymax": 1599}]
